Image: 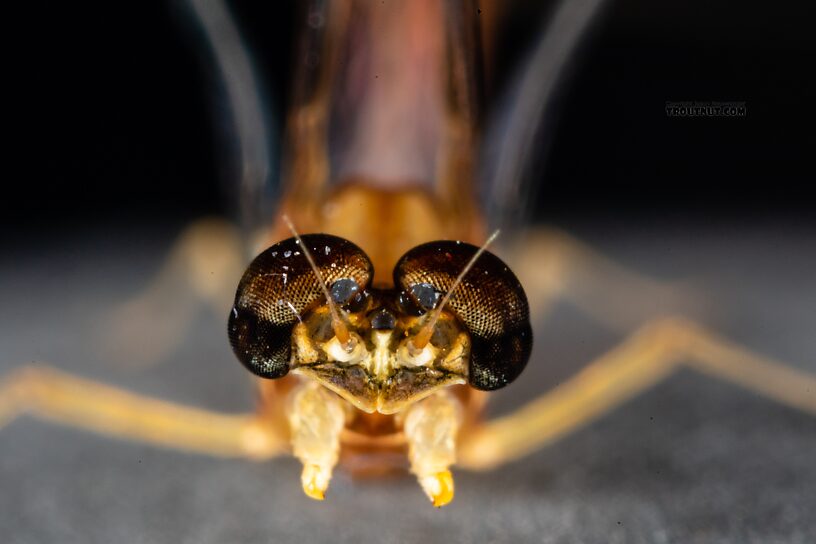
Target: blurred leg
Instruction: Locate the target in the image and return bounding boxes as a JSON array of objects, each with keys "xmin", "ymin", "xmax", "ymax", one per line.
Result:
[
  {"xmin": 98, "ymin": 218, "xmax": 245, "ymax": 367},
  {"xmin": 458, "ymin": 317, "xmax": 816, "ymax": 471},
  {"xmin": 0, "ymin": 364, "xmax": 282, "ymax": 459},
  {"xmin": 510, "ymin": 227, "xmax": 705, "ymax": 331},
  {"xmin": 403, "ymin": 391, "xmax": 462, "ymax": 507},
  {"xmin": 286, "ymin": 381, "xmax": 346, "ymax": 500}
]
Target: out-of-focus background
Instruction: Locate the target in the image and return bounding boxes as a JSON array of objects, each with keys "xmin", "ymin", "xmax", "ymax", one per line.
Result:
[
  {"xmin": 4, "ymin": 0, "xmax": 814, "ymax": 230},
  {"xmin": 2, "ymin": 1, "xmax": 815, "ymax": 543}
]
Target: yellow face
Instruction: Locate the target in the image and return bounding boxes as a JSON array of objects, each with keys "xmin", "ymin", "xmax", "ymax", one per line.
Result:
[{"xmin": 290, "ymin": 291, "xmax": 470, "ymax": 414}]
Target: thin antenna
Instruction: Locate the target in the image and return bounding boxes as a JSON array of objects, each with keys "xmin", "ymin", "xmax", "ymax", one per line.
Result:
[
  {"xmin": 410, "ymin": 230, "xmax": 501, "ymax": 351},
  {"xmin": 282, "ymin": 215, "xmax": 352, "ymax": 349}
]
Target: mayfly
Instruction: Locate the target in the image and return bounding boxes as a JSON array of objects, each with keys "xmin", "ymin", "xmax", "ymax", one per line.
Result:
[{"xmin": 2, "ymin": 0, "xmax": 815, "ymax": 509}]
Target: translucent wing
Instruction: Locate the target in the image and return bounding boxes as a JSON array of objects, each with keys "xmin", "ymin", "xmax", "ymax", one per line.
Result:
[
  {"xmin": 479, "ymin": 0, "xmax": 609, "ymax": 231},
  {"xmin": 186, "ymin": 0, "xmax": 281, "ymax": 235}
]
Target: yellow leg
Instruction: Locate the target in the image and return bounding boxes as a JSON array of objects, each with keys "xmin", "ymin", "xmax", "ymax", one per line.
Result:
[
  {"xmin": 0, "ymin": 365, "xmax": 283, "ymax": 460},
  {"xmin": 98, "ymin": 218, "xmax": 245, "ymax": 367},
  {"xmin": 403, "ymin": 391, "xmax": 462, "ymax": 507},
  {"xmin": 458, "ymin": 317, "xmax": 816, "ymax": 471},
  {"xmin": 286, "ymin": 382, "xmax": 346, "ymax": 501},
  {"xmin": 509, "ymin": 228, "xmax": 706, "ymax": 331}
]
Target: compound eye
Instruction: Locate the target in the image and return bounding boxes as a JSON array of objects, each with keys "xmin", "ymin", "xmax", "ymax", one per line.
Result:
[
  {"xmin": 394, "ymin": 240, "xmax": 532, "ymax": 391},
  {"xmin": 228, "ymin": 234, "xmax": 373, "ymax": 379}
]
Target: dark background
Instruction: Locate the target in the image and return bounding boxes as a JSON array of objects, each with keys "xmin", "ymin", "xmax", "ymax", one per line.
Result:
[{"xmin": 4, "ymin": 0, "xmax": 815, "ymax": 233}]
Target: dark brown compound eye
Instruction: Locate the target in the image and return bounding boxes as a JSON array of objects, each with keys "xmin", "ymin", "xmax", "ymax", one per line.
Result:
[
  {"xmin": 394, "ymin": 240, "xmax": 532, "ymax": 391},
  {"xmin": 228, "ymin": 234, "xmax": 373, "ymax": 379}
]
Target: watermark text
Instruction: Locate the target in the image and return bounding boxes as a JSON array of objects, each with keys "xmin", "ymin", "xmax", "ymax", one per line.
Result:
[{"xmin": 665, "ymin": 101, "xmax": 746, "ymax": 117}]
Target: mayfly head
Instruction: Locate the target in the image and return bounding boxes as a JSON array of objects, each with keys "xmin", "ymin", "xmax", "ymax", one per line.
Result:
[{"xmin": 228, "ymin": 227, "xmax": 532, "ymax": 411}]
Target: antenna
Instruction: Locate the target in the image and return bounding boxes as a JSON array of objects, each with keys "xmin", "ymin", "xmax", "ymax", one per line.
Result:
[
  {"xmin": 410, "ymin": 230, "xmax": 500, "ymax": 351},
  {"xmin": 282, "ymin": 215, "xmax": 352, "ymax": 349}
]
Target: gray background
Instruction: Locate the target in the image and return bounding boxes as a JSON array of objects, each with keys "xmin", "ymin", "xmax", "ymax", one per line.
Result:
[{"xmin": 2, "ymin": 220, "xmax": 815, "ymax": 544}]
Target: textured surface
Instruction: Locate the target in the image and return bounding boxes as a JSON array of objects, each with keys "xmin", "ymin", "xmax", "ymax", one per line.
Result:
[
  {"xmin": 229, "ymin": 234, "xmax": 373, "ymax": 379},
  {"xmin": 2, "ymin": 220, "xmax": 815, "ymax": 544},
  {"xmin": 396, "ymin": 240, "xmax": 533, "ymax": 390}
]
